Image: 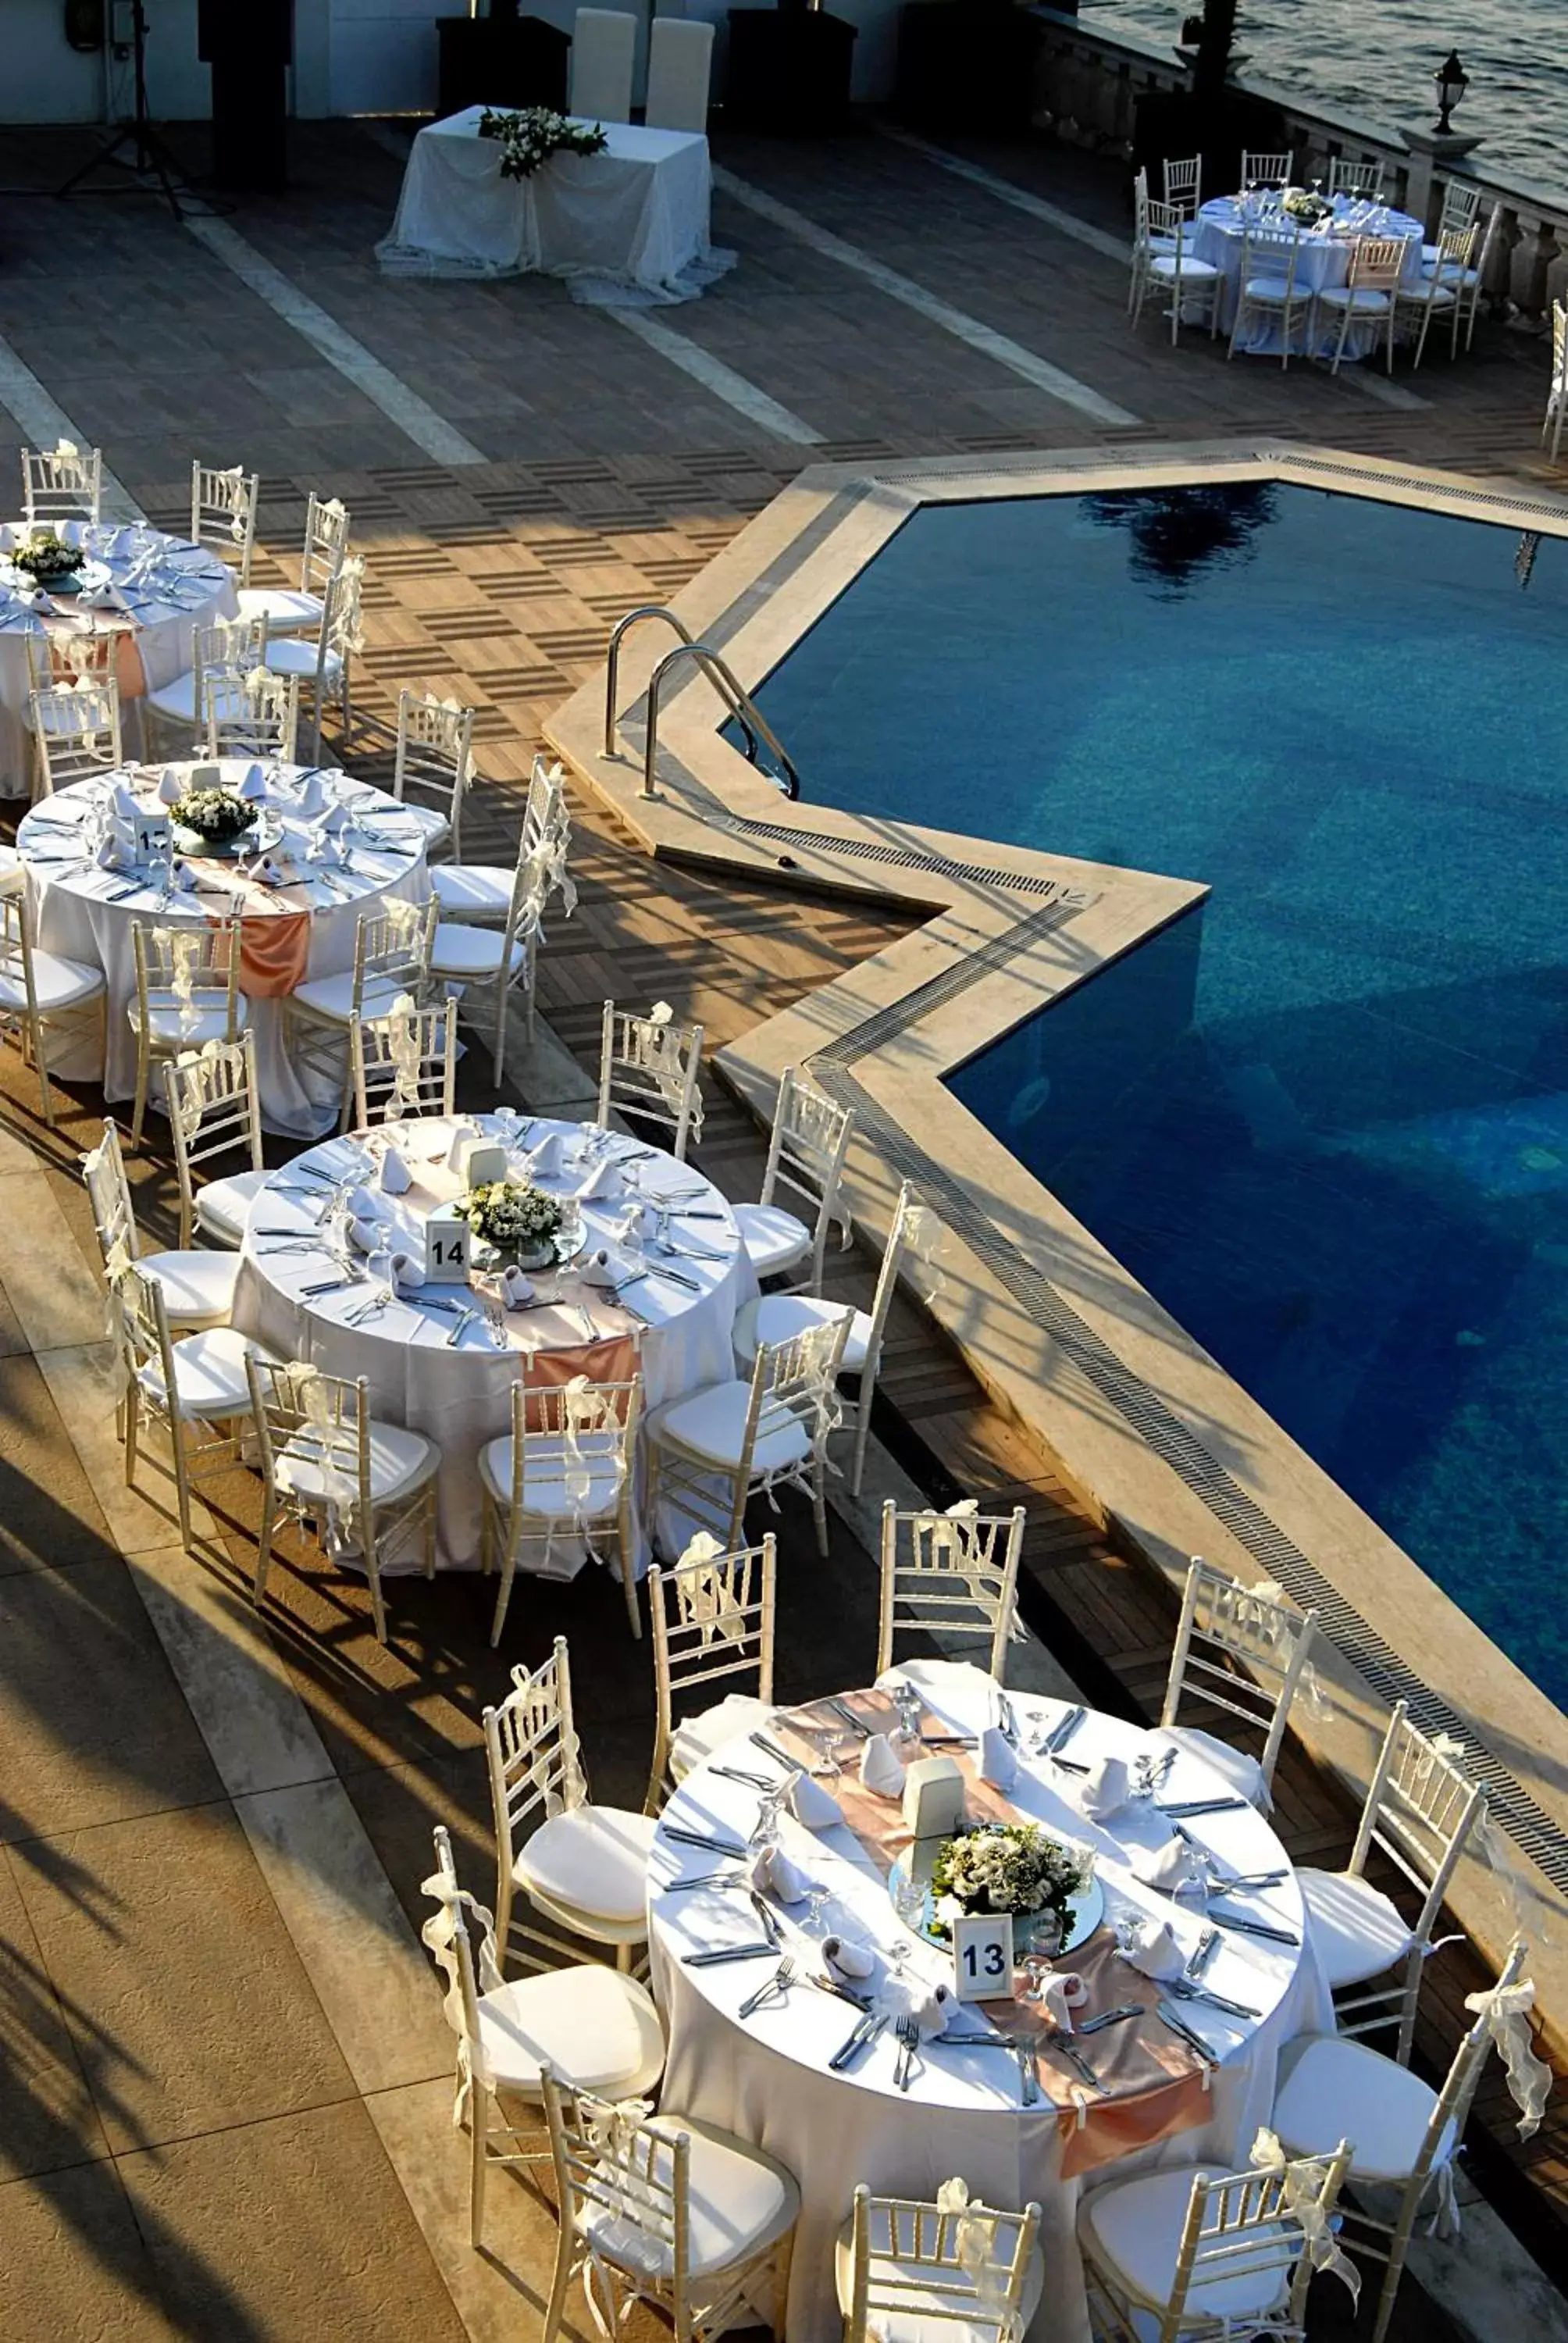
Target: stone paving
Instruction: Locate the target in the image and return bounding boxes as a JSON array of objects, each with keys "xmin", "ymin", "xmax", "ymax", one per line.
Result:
[{"xmin": 0, "ymin": 105, "xmax": 1560, "ymax": 2342}]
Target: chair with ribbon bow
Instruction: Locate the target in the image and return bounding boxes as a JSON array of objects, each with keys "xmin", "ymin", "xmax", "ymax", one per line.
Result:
[
  {"xmin": 644, "ymin": 1531, "xmax": 777, "ymax": 1809},
  {"xmin": 390, "ymin": 689, "xmax": 475, "ymax": 860},
  {"xmin": 116, "ymin": 1260, "xmax": 275, "ymax": 1552},
  {"xmin": 431, "ymin": 754, "xmax": 574, "ymax": 927},
  {"xmin": 142, "ymin": 612, "xmax": 271, "ymax": 752},
  {"xmin": 646, "ymin": 1314, "xmax": 852, "ymax": 1562},
  {"xmin": 429, "ymin": 845, "xmax": 547, "ymax": 1086},
  {"xmin": 24, "ymin": 622, "xmax": 125, "ymax": 795},
  {"xmin": 420, "ymin": 1822, "xmax": 665, "ymax": 2247},
  {"xmin": 263, "ymin": 553, "xmax": 364, "ymax": 761},
  {"xmin": 349, "ymin": 991, "xmax": 458, "ymax": 1127},
  {"xmin": 1079, "ymin": 2131, "xmax": 1353, "ymax": 2343},
  {"xmin": 1293, "ymin": 1699, "xmax": 1487, "ymax": 2060},
  {"xmin": 839, "ymin": 2179, "xmax": 1044, "ymax": 2343},
  {"xmin": 83, "ymin": 1114, "xmax": 241, "ymax": 1330},
  {"xmin": 288, "ymin": 897, "xmax": 437, "ymax": 1129},
  {"xmin": 479, "ymin": 1375, "xmax": 643, "ymax": 1646},
  {"xmin": 483, "ymin": 1636, "xmax": 660, "ymax": 1974},
  {"xmin": 1270, "ymin": 1938, "xmax": 1545, "ymax": 2342},
  {"xmin": 163, "ymin": 1032, "xmax": 267, "ymax": 1249},
  {"xmin": 1328, "ymin": 155, "xmax": 1386, "ymax": 199},
  {"xmin": 733, "ymin": 1178, "xmax": 922, "ymax": 1497},
  {"xmin": 21, "ymin": 440, "xmax": 102, "ymax": 524},
  {"xmin": 205, "ymin": 667, "xmax": 300, "ymax": 763},
  {"xmin": 129, "ymin": 913, "xmax": 246, "ymax": 1146},
  {"xmin": 1156, "ymin": 1558, "xmax": 1320, "ymax": 1814},
  {"xmin": 237, "ymin": 489, "xmax": 351, "ymax": 642},
  {"xmin": 597, "ymin": 999, "xmax": 704, "ymax": 1163},
  {"xmin": 732, "ymin": 1065, "xmax": 856, "ymax": 1290},
  {"xmin": 246, "ymin": 1357, "xmax": 439, "ymax": 1646},
  {"xmin": 189, "ymin": 461, "xmax": 260, "ymax": 586},
  {"xmin": 30, "ymin": 678, "xmax": 123, "ymax": 799},
  {"xmin": 0, "ymin": 888, "xmax": 105, "ymax": 1124},
  {"xmin": 875, "ymin": 1500, "xmax": 1026, "ymax": 1690},
  {"xmin": 539, "ymin": 2064, "xmax": 801, "ymax": 2343}
]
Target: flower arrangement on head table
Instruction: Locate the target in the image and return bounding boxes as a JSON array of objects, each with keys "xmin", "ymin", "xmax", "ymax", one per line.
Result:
[
  {"xmin": 928, "ymin": 1821, "xmax": 1089, "ymax": 1941},
  {"xmin": 457, "ymin": 1179, "xmax": 565, "ymax": 1257},
  {"xmin": 477, "ymin": 106, "xmax": 608, "ymax": 181}
]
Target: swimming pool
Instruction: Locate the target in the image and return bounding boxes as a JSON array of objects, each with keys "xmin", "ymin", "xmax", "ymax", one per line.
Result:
[{"xmin": 741, "ymin": 483, "xmax": 1568, "ymax": 1706}]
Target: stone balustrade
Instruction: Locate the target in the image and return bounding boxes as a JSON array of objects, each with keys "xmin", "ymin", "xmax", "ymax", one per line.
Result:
[{"xmin": 1027, "ymin": 5, "xmax": 1568, "ymax": 326}]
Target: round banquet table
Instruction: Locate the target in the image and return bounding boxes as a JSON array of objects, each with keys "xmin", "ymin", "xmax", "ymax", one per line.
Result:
[
  {"xmin": 649, "ymin": 1664, "xmax": 1334, "ymax": 2342},
  {"xmin": 0, "ymin": 521, "xmax": 237, "ymax": 796},
  {"xmin": 17, "ymin": 758, "xmax": 437, "ymax": 1139},
  {"xmin": 1193, "ymin": 194, "xmax": 1425, "ymax": 357},
  {"xmin": 230, "ymin": 1111, "xmax": 758, "ymax": 1571}
]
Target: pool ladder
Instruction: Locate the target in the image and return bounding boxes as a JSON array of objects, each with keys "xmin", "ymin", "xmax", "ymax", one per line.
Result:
[{"xmin": 604, "ymin": 605, "xmax": 800, "ymax": 803}]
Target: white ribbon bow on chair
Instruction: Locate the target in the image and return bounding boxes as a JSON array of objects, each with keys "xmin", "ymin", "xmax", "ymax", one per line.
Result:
[
  {"xmin": 673, "ymin": 1529, "xmax": 744, "ymax": 1649},
  {"xmin": 935, "ymin": 2177, "xmax": 1019, "ymax": 2336},
  {"xmin": 275, "ymin": 1366, "xmax": 358, "ymax": 1556},
  {"xmin": 385, "ymin": 991, "xmax": 425, "ymax": 1114},
  {"xmin": 1249, "ymin": 2128, "xmax": 1360, "ymax": 2305},
  {"xmin": 418, "ymin": 1868, "xmax": 504, "ymax": 2126},
  {"xmin": 1464, "ymin": 1974, "xmax": 1551, "ymax": 2140}
]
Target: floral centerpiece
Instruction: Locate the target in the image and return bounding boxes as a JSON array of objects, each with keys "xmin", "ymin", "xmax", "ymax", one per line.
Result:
[
  {"xmin": 9, "ymin": 527, "xmax": 86, "ymax": 590},
  {"xmin": 477, "ymin": 107, "xmax": 609, "ymax": 181},
  {"xmin": 928, "ymin": 1822, "xmax": 1089, "ymax": 1947},
  {"xmin": 170, "ymin": 787, "xmax": 255, "ymax": 849},
  {"xmin": 1280, "ymin": 186, "xmax": 1332, "ymax": 229},
  {"xmin": 457, "ymin": 1179, "xmax": 565, "ymax": 1269}
]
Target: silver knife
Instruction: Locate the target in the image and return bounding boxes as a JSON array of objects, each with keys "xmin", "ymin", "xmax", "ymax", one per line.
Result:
[
  {"xmin": 829, "ymin": 2012, "xmax": 886, "ymax": 2070},
  {"xmin": 1156, "ymin": 1999, "xmax": 1220, "ymax": 2061},
  {"xmin": 1207, "ymin": 1907, "xmax": 1299, "ymax": 1945},
  {"xmin": 1171, "ymin": 1981, "xmax": 1261, "ymax": 2020},
  {"xmin": 1078, "ymin": 2003, "xmax": 1142, "ymax": 2035},
  {"xmin": 1014, "ymin": 2038, "xmax": 1039, "ymax": 2105},
  {"xmin": 1043, "ymin": 1704, "xmax": 1085, "ymax": 1755},
  {"xmin": 1043, "ymin": 2035, "xmax": 1100, "ymax": 2089},
  {"xmin": 829, "ymin": 1698, "xmax": 870, "ymax": 1739},
  {"xmin": 682, "ymin": 1942, "xmax": 778, "ymax": 1967}
]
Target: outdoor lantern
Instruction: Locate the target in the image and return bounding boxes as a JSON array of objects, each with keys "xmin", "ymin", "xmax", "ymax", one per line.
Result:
[{"xmin": 1434, "ymin": 50, "xmax": 1468, "ymax": 134}]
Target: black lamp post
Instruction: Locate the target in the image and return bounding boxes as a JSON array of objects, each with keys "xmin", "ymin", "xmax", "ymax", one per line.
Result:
[
  {"xmin": 1190, "ymin": 0, "xmax": 1238, "ymax": 98},
  {"xmin": 1434, "ymin": 49, "xmax": 1469, "ymax": 135}
]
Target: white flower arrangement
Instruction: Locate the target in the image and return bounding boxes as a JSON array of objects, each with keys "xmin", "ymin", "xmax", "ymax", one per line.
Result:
[
  {"xmin": 928, "ymin": 1822, "xmax": 1088, "ymax": 1941},
  {"xmin": 1280, "ymin": 186, "xmax": 1332, "ymax": 227},
  {"xmin": 457, "ymin": 1179, "xmax": 564, "ymax": 1257},
  {"xmin": 477, "ymin": 106, "xmax": 608, "ymax": 181}
]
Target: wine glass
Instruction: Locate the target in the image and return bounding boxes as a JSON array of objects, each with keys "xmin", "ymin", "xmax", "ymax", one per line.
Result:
[{"xmin": 889, "ymin": 1871, "xmax": 926, "ymax": 1975}]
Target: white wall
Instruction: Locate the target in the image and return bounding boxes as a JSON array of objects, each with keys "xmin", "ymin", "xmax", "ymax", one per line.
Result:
[{"xmin": 326, "ymin": 0, "xmax": 444, "ymax": 117}]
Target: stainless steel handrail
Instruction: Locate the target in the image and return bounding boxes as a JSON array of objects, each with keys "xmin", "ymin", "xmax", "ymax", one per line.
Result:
[
  {"xmin": 604, "ymin": 604, "xmax": 798, "ymax": 800},
  {"xmin": 640, "ymin": 640, "xmax": 800, "ymax": 802}
]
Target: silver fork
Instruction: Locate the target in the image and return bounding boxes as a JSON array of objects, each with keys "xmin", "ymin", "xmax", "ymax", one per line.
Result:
[
  {"xmin": 1184, "ymin": 1923, "xmax": 1220, "ymax": 1981},
  {"xmin": 894, "ymin": 2014, "xmax": 919, "ymax": 2092},
  {"xmin": 1014, "ymin": 2035, "xmax": 1039, "ymax": 2106},
  {"xmin": 738, "ymin": 1955, "xmax": 796, "ymax": 2020},
  {"xmin": 445, "ymin": 1308, "xmax": 477, "ymax": 1347}
]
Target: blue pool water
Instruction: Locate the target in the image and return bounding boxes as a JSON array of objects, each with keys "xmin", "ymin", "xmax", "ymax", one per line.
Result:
[{"xmin": 742, "ymin": 485, "xmax": 1568, "ymax": 1706}]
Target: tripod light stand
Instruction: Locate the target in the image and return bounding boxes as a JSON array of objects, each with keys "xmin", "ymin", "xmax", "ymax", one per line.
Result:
[{"xmin": 56, "ymin": 0, "xmax": 197, "ymax": 220}]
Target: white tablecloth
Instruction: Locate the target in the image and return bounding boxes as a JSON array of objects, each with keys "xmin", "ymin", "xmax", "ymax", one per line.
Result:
[
  {"xmin": 1194, "ymin": 195, "xmax": 1425, "ymax": 356},
  {"xmin": 650, "ymin": 1667, "xmax": 1332, "ymax": 2342},
  {"xmin": 376, "ymin": 106, "xmax": 730, "ymax": 305},
  {"xmin": 0, "ymin": 522, "xmax": 236, "ymax": 797},
  {"xmin": 230, "ymin": 1111, "xmax": 756, "ymax": 1570},
  {"xmin": 18, "ymin": 759, "xmax": 433, "ymax": 1138}
]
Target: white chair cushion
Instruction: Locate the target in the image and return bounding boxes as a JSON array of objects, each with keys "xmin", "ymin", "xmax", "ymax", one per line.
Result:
[
  {"xmin": 1242, "ymin": 275, "xmax": 1295, "ymax": 301},
  {"xmin": 1402, "ymin": 280, "xmax": 1458, "ymax": 307},
  {"xmin": 137, "ymin": 1325, "xmax": 268, "ymax": 1418},
  {"xmin": 1148, "ymin": 255, "xmax": 1221, "ymax": 280},
  {"xmin": 235, "ymin": 585, "xmax": 324, "ymax": 633},
  {"xmin": 650, "ymin": 1380, "xmax": 812, "ymax": 1475},
  {"xmin": 291, "ymin": 971, "xmax": 412, "ymax": 1025},
  {"xmin": 141, "ymin": 669, "xmax": 200, "ymax": 723},
  {"xmin": 1080, "ymin": 2165, "xmax": 1292, "ymax": 2322},
  {"xmin": 671, "ymin": 1692, "xmax": 775, "ymax": 1781},
  {"xmin": 1154, "ymin": 1725, "xmax": 1270, "ymax": 1811},
  {"xmin": 1318, "ymin": 286, "xmax": 1392, "ymax": 309},
  {"xmin": 472, "ymin": 1964, "xmax": 665, "ymax": 2100},
  {"xmin": 263, "ymin": 637, "xmax": 343, "ymax": 682},
  {"xmin": 583, "ymin": 2113, "xmax": 799, "ymax": 2282},
  {"xmin": 195, "ymin": 1167, "xmax": 269, "ymax": 1246},
  {"xmin": 429, "ymin": 865, "xmax": 512, "ymax": 919},
  {"xmin": 139, "ymin": 1246, "xmax": 241, "ymax": 1327},
  {"xmin": 0, "ymin": 949, "xmax": 103, "ymax": 1014},
  {"xmin": 129, "ymin": 993, "xmax": 248, "ymax": 1049},
  {"xmin": 731, "ymin": 1201, "xmax": 812, "ymax": 1280},
  {"xmin": 1298, "ymin": 1867, "xmax": 1413, "ymax": 1986},
  {"xmin": 834, "ymin": 2209, "xmax": 1046, "ymax": 2343},
  {"xmin": 477, "ymin": 1432, "xmax": 626, "ymax": 1522},
  {"xmin": 429, "ymin": 924, "xmax": 526, "ymax": 979},
  {"xmin": 0, "ymin": 845, "xmax": 20, "ymax": 890},
  {"xmin": 514, "ymin": 1804, "xmax": 657, "ymax": 1926},
  {"xmin": 732, "ymin": 1292, "xmax": 870, "ymax": 1373},
  {"xmin": 1271, "ymin": 2035, "xmax": 1450, "ymax": 2182},
  {"xmin": 877, "ymin": 1657, "xmax": 997, "ymax": 1706},
  {"xmin": 276, "ymin": 1417, "xmax": 437, "ymax": 1509}
]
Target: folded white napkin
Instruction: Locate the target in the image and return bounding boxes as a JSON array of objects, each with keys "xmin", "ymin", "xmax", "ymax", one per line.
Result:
[
  {"xmin": 306, "ymin": 829, "xmax": 342, "ymax": 868},
  {"xmin": 347, "ymin": 1184, "xmax": 384, "ymax": 1223},
  {"xmin": 169, "ymin": 859, "xmax": 194, "ymax": 893},
  {"xmin": 501, "ymin": 1264, "xmax": 535, "ymax": 1309},
  {"xmin": 1121, "ymin": 1917, "xmax": 1186, "ymax": 1981},
  {"xmin": 859, "ymin": 1733, "xmax": 907, "ymax": 1799},
  {"xmin": 883, "ymin": 1974, "xmax": 960, "ymax": 2040},
  {"xmin": 444, "ymin": 1122, "xmax": 481, "ymax": 1172},
  {"xmin": 111, "ymin": 780, "xmax": 141, "ymax": 821},
  {"xmin": 377, "ymin": 1150, "xmax": 412, "ymax": 1196},
  {"xmin": 1135, "ymin": 1835, "xmax": 1206, "ymax": 1899},
  {"xmin": 786, "ymin": 1770, "xmax": 842, "ymax": 1831},
  {"xmin": 390, "ymin": 1250, "xmax": 424, "ymax": 1293},
  {"xmin": 977, "ymin": 1726, "xmax": 1017, "ymax": 1790},
  {"xmin": 296, "ymin": 772, "xmax": 326, "ymax": 816},
  {"xmin": 1078, "ymin": 1756, "xmax": 1132, "ymax": 1821},
  {"xmin": 822, "ymin": 1931, "xmax": 876, "ymax": 1980},
  {"xmin": 253, "ymin": 856, "xmax": 286, "ymax": 889},
  {"xmin": 580, "ymin": 1246, "xmax": 634, "ymax": 1292},
  {"xmin": 526, "ymin": 1132, "xmax": 564, "ymax": 1180},
  {"xmin": 577, "ymin": 1157, "xmax": 623, "ymax": 1204},
  {"xmin": 750, "ymin": 1846, "xmax": 809, "ymax": 1905},
  {"xmin": 320, "ymin": 804, "xmax": 349, "ymax": 836},
  {"xmin": 95, "ymin": 836, "xmax": 128, "ymax": 872},
  {"xmin": 1033, "ymin": 1970, "xmax": 1088, "ymax": 2032},
  {"xmin": 27, "ymin": 588, "xmax": 53, "ymax": 614},
  {"xmin": 237, "ymin": 762, "xmax": 267, "ymax": 803},
  {"xmin": 615, "ymin": 1199, "xmax": 659, "ymax": 1245},
  {"xmin": 156, "ymin": 768, "xmax": 184, "ymax": 807},
  {"xmin": 347, "ymin": 1215, "xmax": 384, "ymax": 1255}
]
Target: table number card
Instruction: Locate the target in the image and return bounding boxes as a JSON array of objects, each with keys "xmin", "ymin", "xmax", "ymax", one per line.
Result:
[
  {"xmin": 424, "ymin": 1202, "xmax": 471, "ymax": 1283},
  {"xmin": 950, "ymin": 1911, "xmax": 1014, "ymax": 2003},
  {"xmin": 134, "ymin": 807, "xmax": 170, "ymax": 866}
]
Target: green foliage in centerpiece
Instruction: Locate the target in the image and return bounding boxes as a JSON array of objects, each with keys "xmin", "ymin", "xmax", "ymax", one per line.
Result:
[
  {"xmin": 928, "ymin": 1821, "xmax": 1089, "ymax": 1942},
  {"xmin": 11, "ymin": 528, "xmax": 85, "ymax": 583},
  {"xmin": 1280, "ymin": 186, "xmax": 1333, "ymax": 228},
  {"xmin": 456, "ymin": 1179, "xmax": 564, "ymax": 1259},
  {"xmin": 170, "ymin": 788, "xmax": 254, "ymax": 844},
  {"xmin": 478, "ymin": 106, "xmax": 609, "ymax": 180}
]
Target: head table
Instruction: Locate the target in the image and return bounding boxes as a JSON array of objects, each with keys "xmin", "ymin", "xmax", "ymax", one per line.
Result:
[
  {"xmin": 17, "ymin": 758, "xmax": 438, "ymax": 1139},
  {"xmin": 0, "ymin": 521, "xmax": 237, "ymax": 797},
  {"xmin": 1193, "ymin": 192, "xmax": 1425, "ymax": 358},
  {"xmin": 650, "ymin": 1662, "xmax": 1333, "ymax": 2342},
  {"xmin": 230, "ymin": 1111, "xmax": 757, "ymax": 1571}
]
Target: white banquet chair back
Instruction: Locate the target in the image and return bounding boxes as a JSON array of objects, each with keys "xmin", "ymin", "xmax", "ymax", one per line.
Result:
[
  {"xmin": 645, "ymin": 1531, "xmax": 776, "ymax": 1807},
  {"xmin": 265, "ymin": 553, "xmax": 363, "ymax": 760},
  {"xmin": 246, "ymin": 1355, "xmax": 439, "ymax": 1646},
  {"xmin": 129, "ymin": 910, "xmax": 247, "ymax": 1144},
  {"xmin": 429, "ymin": 848, "xmax": 547, "ymax": 1084},
  {"xmin": 144, "ymin": 611, "xmax": 271, "ymax": 752},
  {"xmin": 394, "ymin": 688, "xmax": 475, "ymax": 858},
  {"xmin": 163, "ymin": 1030, "xmax": 266, "ymax": 1249},
  {"xmin": 1395, "ymin": 222, "xmax": 1474, "ymax": 367},
  {"xmin": 190, "ymin": 461, "xmax": 260, "ymax": 586},
  {"xmin": 1427, "ymin": 177, "xmax": 1482, "ymax": 264},
  {"xmin": 349, "ymin": 992, "xmax": 458, "ymax": 1127},
  {"xmin": 1239, "ymin": 147, "xmax": 1294, "ymax": 190},
  {"xmin": 1297, "ymin": 1697, "xmax": 1487, "ymax": 2061},
  {"xmin": 539, "ymin": 2066, "xmax": 801, "ymax": 2343},
  {"xmin": 839, "ymin": 2181, "xmax": 1043, "ymax": 2343},
  {"xmin": 1162, "ymin": 154, "xmax": 1201, "ymax": 216},
  {"xmin": 21, "ymin": 442, "xmax": 102, "ymax": 523},
  {"xmin": 81, "ymin": 1114, "xmax": 239, "ymax": 1329},
  {"xmin": 733, "ymin": 1064, "xmax": 855, "ymax": 1291},
  {"xmin": 1159, "ymin": 1557, "xmax": 1319, "ymax": 1809},
  {"xmin": 483, "ymin": 1635, "xmax": 658, "ymax": 1973},
  {"xmin": 25, "ymin": 616, "xmax": 118, "ymax": 697},
  {"xmin": 878, "ymin": 1500, "xmax": 1025, "ymax": 1686},
  {"xmin": 1128, "ymin": 169, "xmax": 1180, "ymax": 315},
  {"xmin": 237, "ymin": 490, "xmax": 351, "ymax": 642},
  {"xmin": 523, "ymin": 751, "xmax": 570, "ymax": 855},
  {"xmin": 1328, "ymin": 155, "xmax": 1385, "ymax": 199},
  {"xmin": 0, "ymin": 889, "xmax": 105, "ymax": 1125},
  {"xmin": 1456, "ymin": 200, "xmax": 1501, "ymax": 351},
  {"xmin": 1079, "ymin": 2135, "xmax": 1352, "ymax": 2343},
  {"xmin": 206, "ymin": 668, "xmax": 299, "ymax": 762},
  {"xmin": 117, "ymin": 1259, "xmax": 260, "ymax": 1551},
  {"xmin": 289, "ymin": 897, "xmax": 438, "ymax": 1127},
  {"xmin": 647, "ymin": 1312, "xmax": 852, "ymax": 1558},
  {"xmin": 645, "ymin": 18, "xmax": 715, "ymax": 133},
  {"xmin": 30, "ymin": 679, "xmax": 122, "ymax": 797},
  {"xmin": 1131, "ymin": 201, "xmax": 1221, "ymax": 344},
  {"xmin": 1547, "ymin": 298, "xmax": 1568, "ymax": 463},
  {"xmin": 570, "ymin": 8, "xmax": 636, "ymax": 123},
  {"xmin": 1319, "ymin": 232, "xmax": 1406, "ymax": 374},
  {"xmin": 597, "ymin": 997, "xmax": 704, "ymax": 1161},
  {"xmin": 1227, "ymin": 220, "xmax": 1311, "ymax": 368},
  {"xmin": 479, "ymin": 1375, "xmax": 643, "ymax": 1646}
]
